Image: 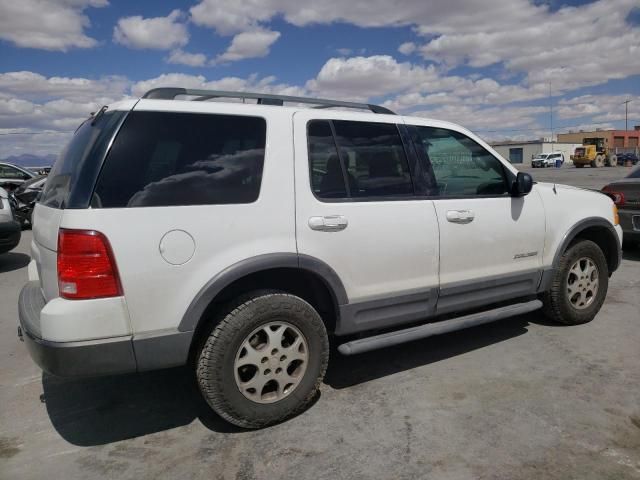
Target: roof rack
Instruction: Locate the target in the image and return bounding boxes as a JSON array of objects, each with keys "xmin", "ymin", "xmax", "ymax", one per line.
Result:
[{"xmin": 142, "ymin": 88, "xmax": 396, "ymax": 115}]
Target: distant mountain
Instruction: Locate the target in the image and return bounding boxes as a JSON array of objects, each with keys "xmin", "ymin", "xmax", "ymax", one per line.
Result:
[{"xmin": 1, "ymin": 153, "xmax": 57, "ymax": 167}]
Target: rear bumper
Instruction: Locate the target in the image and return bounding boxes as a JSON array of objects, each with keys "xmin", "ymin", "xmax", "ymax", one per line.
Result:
[
  {"xmin": 18, "ymin": 281, "xmax": 137, "ymax": 377},
  {"xmin": 18, "ymin": 281, "xmax": 192, "ymax": 377},
  {"xmin": 0, "ymin": 219, "xmax": 21, "ymax": 253}
]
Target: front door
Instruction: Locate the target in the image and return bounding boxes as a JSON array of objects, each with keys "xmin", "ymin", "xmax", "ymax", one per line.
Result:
[
  {"xmin": 407, "ymin": 124, "xmax": 546, "ymax": 314},
  {"xmin": 293, "ymin": 110, "xmax": 440, "ymax": 334}
]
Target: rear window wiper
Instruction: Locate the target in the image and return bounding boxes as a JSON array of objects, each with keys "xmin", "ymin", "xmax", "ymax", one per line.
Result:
[{"xmin": 90, "ymin": 105, "xmax": 108, "ymax": 126}]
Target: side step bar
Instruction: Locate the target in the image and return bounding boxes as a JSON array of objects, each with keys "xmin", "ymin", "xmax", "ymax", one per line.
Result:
[{"xmin": 338, "ymin": 299, "xmax": 542, "ymax": 355}]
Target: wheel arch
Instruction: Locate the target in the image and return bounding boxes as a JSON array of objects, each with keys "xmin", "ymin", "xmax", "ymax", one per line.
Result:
[
  {"xmin": 553, "ymin": 217, "xmax": 621, "ymax": 275},
  {"xmin": 180, "ymin": 253, "xmax": 347, "ymax": 359}
]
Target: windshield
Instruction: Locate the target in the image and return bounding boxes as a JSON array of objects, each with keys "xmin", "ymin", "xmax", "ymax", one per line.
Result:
[{"xmin": 535, "ymin": 154, "xmax": 548, "ymax": 159}]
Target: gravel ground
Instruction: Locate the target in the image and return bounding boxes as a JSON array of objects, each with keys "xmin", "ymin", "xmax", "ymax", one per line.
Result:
[{"xmin": 1, "ymin": 165, "xmax": 639, "ymax": 480}]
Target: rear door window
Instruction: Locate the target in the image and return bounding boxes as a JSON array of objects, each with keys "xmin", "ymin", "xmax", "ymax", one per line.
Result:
[
  {"xmin": 308, "ymin": 120, "xmax": 413, "ymax": 200},
  {"xmin": 93, "ymin": 111, "xmax": 266, "ymax": 208}
]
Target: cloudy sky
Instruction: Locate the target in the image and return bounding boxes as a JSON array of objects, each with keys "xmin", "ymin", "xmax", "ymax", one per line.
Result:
[{"xmin": 0, "ymin": 0, "xmax": 639, "ymax": 158}]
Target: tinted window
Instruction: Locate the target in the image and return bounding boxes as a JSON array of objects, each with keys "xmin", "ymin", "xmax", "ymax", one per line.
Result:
[
  {"xmin": 308, "ymin": 120, "xmax": 347, "ymax": 199},
  {"xmin": 413, "ymin": 127, "xmax": 508, "ymax": 197},
  {"xmin": 308, "ymin": 120, "xmax": 413, "ymax": 200},
  {"xmin": 40, "ymin": 111, "xmax": 123, "ymax": 209},
  {"xmin": 93, "ymin": 112, "xmax": 266, "ymax": 208},
  {"xmin": 0, "ymin": 164, "xmax": 31, "ymax": 180}
]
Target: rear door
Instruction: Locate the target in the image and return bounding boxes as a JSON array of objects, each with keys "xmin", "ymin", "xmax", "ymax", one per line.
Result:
[
  {"xmin": 407, "ymin": 123, "xmax": 546, "ymax": 314},
  {"xmin": 293, "ymin": 110, "xmax": 440, "ymax": 335}
]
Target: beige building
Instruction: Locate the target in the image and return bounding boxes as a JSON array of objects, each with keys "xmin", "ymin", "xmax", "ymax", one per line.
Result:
[{"xmin": 557, "ymin": 127, "xmax": 640, "ymax": 149}]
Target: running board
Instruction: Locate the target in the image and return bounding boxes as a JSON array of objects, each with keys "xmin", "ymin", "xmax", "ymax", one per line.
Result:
[{"xmin": 337, "ymin": 299, "xmax": 542, "ymax": 355}]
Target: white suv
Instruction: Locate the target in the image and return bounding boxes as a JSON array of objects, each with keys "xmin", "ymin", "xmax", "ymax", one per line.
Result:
[
  {"xmin": 531, "ymin": 151, "xmax": 564, "ymax": 168},
  {"xmin": 19, "ymin": 89, "xmax": 622, "ymax": 428}
]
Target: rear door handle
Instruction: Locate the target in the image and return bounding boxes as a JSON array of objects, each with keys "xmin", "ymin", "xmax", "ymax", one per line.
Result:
[
  {"xmin": 309, "ymin": 215, "xmax": 348, "ymax": 232},
  {"xmin": 446, "ymin": 209, "xmax": 475, "ymax": 224}
]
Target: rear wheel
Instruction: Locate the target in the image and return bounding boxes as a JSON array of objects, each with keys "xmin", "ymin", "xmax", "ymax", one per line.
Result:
[
  {"xmin": 542, "ymin": 240, "xmax": 608, "ymax": 325},
  {"xmin": 608, "ymin": 155, "xmax": 617, "ymax": 167},
  {"xmin": 196, "ymin": 291, "xmax": 329, "ymax": 429}
]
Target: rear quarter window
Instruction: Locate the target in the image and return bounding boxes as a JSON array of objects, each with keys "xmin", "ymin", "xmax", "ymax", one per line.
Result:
[
  {"xmin": 40, "ymin": 111, "xmax": 125, "ymax": 209},
  {"xmin": 93, "ymin": 111, "xmax": 266, "ymax": 208}
]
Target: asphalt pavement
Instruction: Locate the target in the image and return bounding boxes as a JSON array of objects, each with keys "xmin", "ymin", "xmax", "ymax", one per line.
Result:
[{"xmin": 1, "ymin": 164, "xmax": 639, "ymax": 479}]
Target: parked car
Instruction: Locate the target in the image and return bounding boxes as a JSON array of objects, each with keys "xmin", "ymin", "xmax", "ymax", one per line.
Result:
[
  {"xmin": 531, "ymin": 152, "xmax": 564, "ymax": 168},
  {"xmin": 0, "ymin": 186, "xmax": 21, "ymax": 254},
  {"xmin": 602, "ymin": 165, "xmax": 640, "ymax": 245},
  {"xmin": 27, "ymin": 166, "xmax": 52, "ymax": 176},
  {"xmin": 18, "ymin": 89, "xmax": 622, "ymax": 429},
  {"xmin": 0, "ymin": 162, "xmax": 37, "ymax": 192},
  {"xmin": 12, "ymin": 175, "xmax": 46, "ymax": 228},
  {"xmin": 616, "ymin": 152, "xmax": 639, "ymax": 166}
]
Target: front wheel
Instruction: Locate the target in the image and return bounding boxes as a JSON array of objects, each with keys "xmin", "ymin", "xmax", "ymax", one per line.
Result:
[
  {"xmin": 196, "ymin": 291, "xmax": 329, "ymax": 429},
  {"xmin": 542, "ymin": 240, "xmax": 609, "ymax": 325}
]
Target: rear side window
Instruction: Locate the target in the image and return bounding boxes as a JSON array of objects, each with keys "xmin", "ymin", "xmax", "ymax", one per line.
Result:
[
  {"xmin": 308, "ymin": 120, "xmax": 413, "ymax": 200},
  {"xmin": 93, "ymin": 111, "xmax": 266, "ymax": 208},
  {"xmin": 40, "ymin": 111, "xmax": 124, "ymax": 209}
]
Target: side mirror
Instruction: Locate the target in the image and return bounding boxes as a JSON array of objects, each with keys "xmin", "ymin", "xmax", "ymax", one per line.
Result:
[{"xmin": 512, "ymin": 172, "xmax": 533, "ymax": 197}]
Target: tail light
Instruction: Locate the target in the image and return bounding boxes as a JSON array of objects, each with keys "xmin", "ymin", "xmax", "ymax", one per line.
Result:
[
  {"xmin": 57, "ymin": 229, "xmax": 122, "ymax": 300},
  {"xmin": 601, "ymin": 186, "xmax": 625, "ymax": 206}
]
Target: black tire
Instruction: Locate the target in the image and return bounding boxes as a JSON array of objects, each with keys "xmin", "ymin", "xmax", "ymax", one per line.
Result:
[
  {"xmin": 542, "ymin": 239, "xmax": 609, "ymax": 325},
  {"xmin": 196, "ymin": 291, "xmax": 329, "ymax": 429}
]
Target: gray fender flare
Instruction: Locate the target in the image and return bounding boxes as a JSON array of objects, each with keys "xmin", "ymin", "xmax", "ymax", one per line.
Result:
[
  {"xmin": 539, "ymin": 217, "xmax": 621, "ymax": 292},
  {"xmin": 178, "ymin": 253, "xmax": 348, "ymax": 333}
]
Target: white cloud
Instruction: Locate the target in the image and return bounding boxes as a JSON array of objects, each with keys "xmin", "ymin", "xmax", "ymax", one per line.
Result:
[
  {"xmin": 113, "ymin": 10, "xmax": 189, "ymax": 50},
  {"xmin": 188, "ymin": 0, "xmax": 640, "ymax": 93},
  {"xmin": 0, "ymin": 71, "xmax": 129, "ymax": 102},
  {"xmin": 336, "ymin": 48, "xmax": 353, "ymax": 56},
  {"xmin": 0, "ymin": 0, "xmax": 107, "ymax": 51},
  {"xmin": 215, "ymin": 29, "xmax": 281, "ymax": 63},
  {"xmin": 130, "ymin": 72, "xmax": 305, "ymax": 99},
  {"xmin": 306, "ymin": 55, "xmax": 439, "ymax": 101},
  {"xmin": 556, "ymin": 94, "xmax": 640, "ymax": 124},
  {"xmin": 166, "ymin": 49, "xmax": 207, "ymax": 67},
  {"xmin": 398, "ymin": 42, "xmax": 416, "ymax": 55}
]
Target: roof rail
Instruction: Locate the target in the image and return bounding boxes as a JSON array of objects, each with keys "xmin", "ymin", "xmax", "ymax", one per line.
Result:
[{"xmin": 142, "ymin": 88, "xmax": 395, "ymax": 115}]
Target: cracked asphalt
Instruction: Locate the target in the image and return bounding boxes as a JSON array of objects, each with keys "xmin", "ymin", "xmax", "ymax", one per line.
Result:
[{"xmin": 1, "ymin": 164, "xmax": 639, "ymax": 479}]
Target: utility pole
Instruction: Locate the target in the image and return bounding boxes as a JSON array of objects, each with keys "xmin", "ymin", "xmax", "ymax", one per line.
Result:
[
  {"xmin": 549, "ymin": 82, "xmax": 553, "ymax": 149},
  {"xmin": 622, "ymin": 99, "xmax": 631, "ymax": 131}
]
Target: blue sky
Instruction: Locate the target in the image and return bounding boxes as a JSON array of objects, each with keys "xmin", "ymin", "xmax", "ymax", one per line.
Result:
[{"xmin": 0, "ymin": 0, "xmax": 639, "ymax": 157}]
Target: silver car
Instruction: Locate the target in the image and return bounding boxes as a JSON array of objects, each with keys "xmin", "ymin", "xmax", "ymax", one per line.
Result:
[
  {"xmin": 0, "ymin": 162, "xmax": 36, "ymax": 191},
  {"xmin": 0, "ymin": 186, "xmax": 21, "ymax": 254}
]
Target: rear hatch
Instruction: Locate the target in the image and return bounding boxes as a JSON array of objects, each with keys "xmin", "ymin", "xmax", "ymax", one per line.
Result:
[{"xmin": 32, "ymin": 108, "xmax": 129, "ymax": 301}]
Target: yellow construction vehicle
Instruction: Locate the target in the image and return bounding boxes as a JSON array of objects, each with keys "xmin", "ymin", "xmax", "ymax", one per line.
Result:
[{"xmin": 571, "ymin": 138, "xmax": 617, "ymax": 168}]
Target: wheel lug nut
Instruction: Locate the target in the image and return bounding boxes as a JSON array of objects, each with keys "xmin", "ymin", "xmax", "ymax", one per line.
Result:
[
  {"xmin": 276, "ymin": 368, "xmax": 282, "ymax": 374},
  {"xmin": 264, "ymin": 369, "xmax": 271, "ymax": 375},
  {"xmin": 271, "ymin": 349, "xmax": 278, "ymax": 355},
  {"xmin": 261, "ymin": 357, "xmax": 268, "ymax": 363},
  {"xmin": 280, "ymin": 355, "xmax": 286, "ymax": 361}
]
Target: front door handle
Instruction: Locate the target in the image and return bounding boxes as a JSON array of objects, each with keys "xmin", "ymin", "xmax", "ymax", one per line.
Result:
[
  {"xmin": 446, "ymin": 209, "xmax": 475, "ymax": 224},
  {"xmin": 309, "ymin": 215, "xmax": 348, "ymax": 232}
]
